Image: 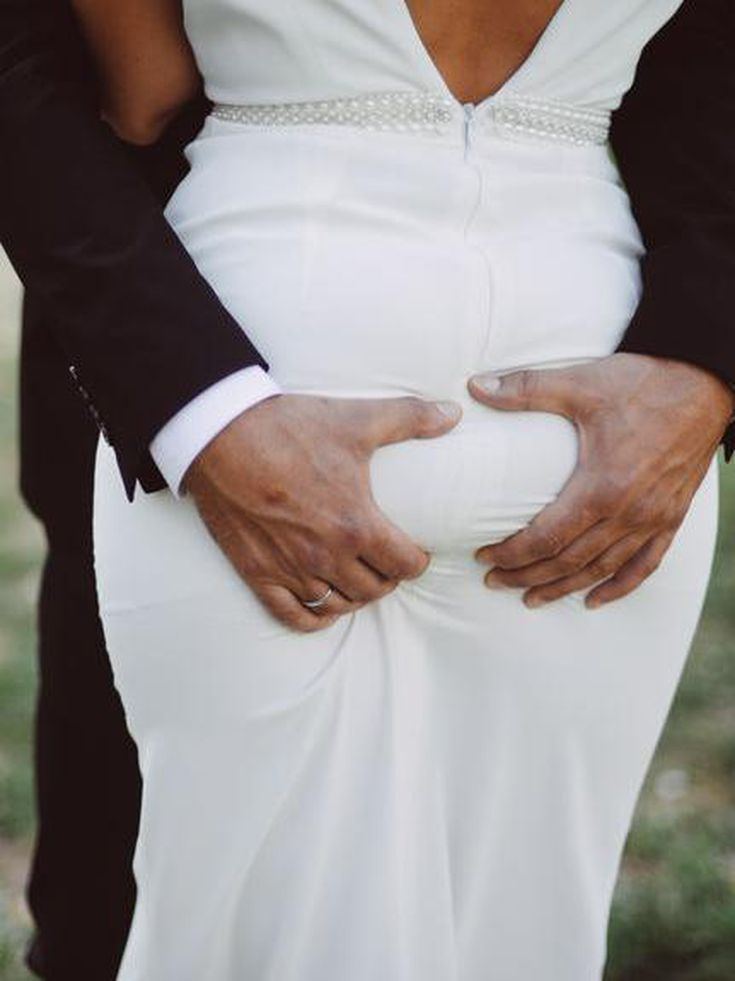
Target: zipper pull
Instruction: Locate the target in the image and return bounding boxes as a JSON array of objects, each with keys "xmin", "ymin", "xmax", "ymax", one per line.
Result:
[{"xmin": 462, "ymin": 102, "xmax": 475, "ymax": 153}]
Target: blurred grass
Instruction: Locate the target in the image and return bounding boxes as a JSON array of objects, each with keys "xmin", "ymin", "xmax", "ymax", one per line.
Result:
[
  {"xmin": 0, "ymin": 257, "xmax": 39, "ymax": 980},
  {"xmin": 0, "ymin": 250, "xmax": 734, "ymax": 979},
  {"xmin": 605, "ymin": 464, "xmax": 735, "ymax": 980}
]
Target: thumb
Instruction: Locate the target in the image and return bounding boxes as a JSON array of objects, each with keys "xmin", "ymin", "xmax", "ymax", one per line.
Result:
[
  {"xmin": 362, "ymin": 396, "xmax": 462, "ymax": 449},
  {"xmin": 468, "ymin": 368, "xmax": 577, "ymax": 415}
]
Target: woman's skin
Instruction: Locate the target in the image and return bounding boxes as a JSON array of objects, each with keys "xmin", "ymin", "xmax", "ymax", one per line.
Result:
[
  {"xmin": 70, "ymin": 0, "xmax": 199, "ymax": 144},
  {"xmin": 405, "ymin": 0, "xmax": 563, "ymax": 103},
  {"xmin": 73, "ymin": 0, "xmax": 563, "ymax": 141}
]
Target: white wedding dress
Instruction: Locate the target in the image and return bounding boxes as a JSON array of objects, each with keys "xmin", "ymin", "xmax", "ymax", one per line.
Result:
[{"xmin": 93, "ymin": 2, "xmax": 719, "ymax": 978}]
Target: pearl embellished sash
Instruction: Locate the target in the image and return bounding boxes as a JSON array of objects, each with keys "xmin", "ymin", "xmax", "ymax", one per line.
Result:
[{"xmin": 211, "ymin": 90, "xmax": 610, "ymax": 147}]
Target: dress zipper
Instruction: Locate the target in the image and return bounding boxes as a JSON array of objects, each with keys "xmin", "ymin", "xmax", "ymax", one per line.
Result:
[{"xmin": 462, "ymin": 102, "xmax": 475, "ymax": 156}]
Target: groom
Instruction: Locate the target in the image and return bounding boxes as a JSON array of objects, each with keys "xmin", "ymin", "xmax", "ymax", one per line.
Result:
[{"xmin": 1, "ymin": 0, "xmax": 734, "ymax": 978}]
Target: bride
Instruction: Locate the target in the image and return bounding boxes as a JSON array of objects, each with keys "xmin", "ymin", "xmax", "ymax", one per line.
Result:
[{"xmin": 79, "ymin": 1, "xmax": 718, "ymax": 978}]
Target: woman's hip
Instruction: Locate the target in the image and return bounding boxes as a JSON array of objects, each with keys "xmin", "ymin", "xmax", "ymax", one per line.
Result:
[{"xmin": 93, "ymin": 427, "xmax": 719, "ymax": 735}]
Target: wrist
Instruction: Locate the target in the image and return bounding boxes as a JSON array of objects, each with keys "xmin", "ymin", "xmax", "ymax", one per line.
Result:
[
  {"xmin": 614, "ymin": 352, "xmax": 735, "ymax": 420},
  {"xmin": 150, "ymin": 367, "xmax": 282, "ymax": 495},
  {"xmin": 657, "ymin": 356, "xmax": 735, "ymax": 419}
]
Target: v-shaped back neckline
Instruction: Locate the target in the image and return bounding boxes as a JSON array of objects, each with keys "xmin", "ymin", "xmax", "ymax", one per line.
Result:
[{"xmin": 396, "ymin": 0, "xmax": 571, "ymax": 108}]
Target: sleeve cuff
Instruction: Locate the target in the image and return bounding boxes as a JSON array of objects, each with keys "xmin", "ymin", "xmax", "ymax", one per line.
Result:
[{"xmin": 149, "ymin": 366, "xmax": 282, "ymax": 494}]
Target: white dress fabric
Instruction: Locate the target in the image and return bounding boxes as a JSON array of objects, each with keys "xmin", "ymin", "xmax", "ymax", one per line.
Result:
[{"xmin": 93, "ymin": 2, "xmax": 720, "ymax": 979}]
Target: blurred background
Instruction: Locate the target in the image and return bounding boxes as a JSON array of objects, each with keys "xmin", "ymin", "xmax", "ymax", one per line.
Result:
[{"xmin": 0, "ymin": 248, "xmax": 734, "ymax": 980}]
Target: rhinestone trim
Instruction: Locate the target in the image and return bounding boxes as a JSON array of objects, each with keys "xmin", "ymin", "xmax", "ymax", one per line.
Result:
[
  {"xmin": 492, "ymin": 96, "xmax": 610, "ymax": 146},
  {"xmin": 211, "ymin": 90, "xmax": 611, "ymax": 147},
  {"xmin": 212, "ymin": 91, "xmax": 456, "ymax": 133}
]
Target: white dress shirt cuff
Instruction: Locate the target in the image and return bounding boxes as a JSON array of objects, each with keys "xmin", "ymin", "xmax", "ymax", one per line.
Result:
[{"xmin": 149, "ymin": 366, "xmax": 282, "ymax": 495}]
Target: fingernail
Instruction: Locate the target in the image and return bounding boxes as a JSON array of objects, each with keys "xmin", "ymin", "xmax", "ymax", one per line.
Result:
[
  {"xmin": 484, "ymin": 574, "xmax": 506, "ymax": 590},
  {"xmin": 586, "ymin": 596, "xmax": 604, "ymax": 610},
  {"xmin": 473, "ymin": 374, "xmax": 501, "ymax": 394},
  {"xmin": 524, "ymin": 594, "xmax": 546, "ymax": 609},
  {"xmin": 436, "ymin": 400, "xmax": 462, "ymax": 421}
]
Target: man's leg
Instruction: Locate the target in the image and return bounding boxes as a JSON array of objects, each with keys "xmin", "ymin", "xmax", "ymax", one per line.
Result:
[{"xmin": 20, "ymin": 301, "xmax": 141, "ymax": 980}]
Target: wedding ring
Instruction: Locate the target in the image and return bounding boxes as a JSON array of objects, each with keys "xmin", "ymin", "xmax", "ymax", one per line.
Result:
[{"xmin": 301, "ymin": 586, "xmax": 335, "ymax": 610}]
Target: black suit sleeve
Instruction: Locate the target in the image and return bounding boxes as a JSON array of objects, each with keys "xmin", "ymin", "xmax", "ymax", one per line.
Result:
[
  {"xmin": 0, "ymin": 0, "xmax": 267, "ymax": 499},
  {"xmin": 611, "ymin": 0, "xmax": 735, "ymax": 459}
]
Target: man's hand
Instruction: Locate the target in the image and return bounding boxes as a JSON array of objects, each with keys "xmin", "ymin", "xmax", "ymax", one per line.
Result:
[
  {"xmin": 469, "ymin": 354, "xmax": 734, "ymax": 608},
  {"xmin": 183, "ymin": 393, "xmax": 462, "ymax": 631}
]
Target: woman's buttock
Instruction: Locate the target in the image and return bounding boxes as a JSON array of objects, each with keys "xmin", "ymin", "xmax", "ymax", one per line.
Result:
[{"xmin": 164, "ymin": 120, "xmax": 643, "ymax": 550}]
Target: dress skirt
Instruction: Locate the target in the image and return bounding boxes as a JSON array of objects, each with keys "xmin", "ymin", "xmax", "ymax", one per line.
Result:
[{"xmin": 93, "ymin": 113, "xmax": 719, "ymax": 980}]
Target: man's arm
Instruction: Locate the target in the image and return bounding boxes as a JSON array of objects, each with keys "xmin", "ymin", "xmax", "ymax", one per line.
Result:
[
  {"xmin": 613, "ymin": 0, "xmax": 735, "ymax": 458},
  {"xmin": 1, "ymin": 0, "xmax": 462, "ymax": 631},
  {"xmin": 0, "ymin": 0, "xmax": 267, "ymax": 498},
  {"xmin": 468, "ymin": 0, "xmax": 735, "ymax": 608}
]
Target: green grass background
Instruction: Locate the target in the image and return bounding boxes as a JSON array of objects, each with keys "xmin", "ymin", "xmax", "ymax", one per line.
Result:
[{"xmin": 1, "ymin": 256, "xmax": 734, "ymax": 979}]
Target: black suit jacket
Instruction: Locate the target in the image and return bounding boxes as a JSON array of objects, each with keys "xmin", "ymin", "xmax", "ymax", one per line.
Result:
[
  {"xmin": 1, "ymin": 0, "xmax": 734, "ymax": 511},
  {"xmin": 0, "ymin": 0, "xmax": 266, "ymax": 504},
  {"xmin": 614, "ymin": 0, "xmax": 735, "ymax": 461}
]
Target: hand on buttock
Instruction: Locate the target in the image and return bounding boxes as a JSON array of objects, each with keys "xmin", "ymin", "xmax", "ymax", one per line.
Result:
[
  {"xmin": 183, "ymin": 394, "xmax": 462, "ymax": 631},
  {"xmin": 468, "ymin": 354, "xmax": 734, "ymax": 608}
]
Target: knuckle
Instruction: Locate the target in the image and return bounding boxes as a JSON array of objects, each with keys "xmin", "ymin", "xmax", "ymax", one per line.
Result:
[
  {"xmin": 623, "ymin": 500, "xmax": 656, "ymax": 528},
  {"xmin": 258, "ymin": 588, "xmax": 325, "ymax": 633},
  {"xmin": 361, "ymin": 523, "xmax": 386, "ymax": 553},
  {"xmin": 232, "ymin": 552, "xmax": 261, "ymax": 581},
  {"xmin": 624, "ymin": 497, "xmax": 676, "ymax": 528},
  {"xmin": 555, "ymin": 555, "xmax": 581, "ymax": 576},
  {"xmin": 296, "ymin": 540, "xmax": 333, "ymax": 576},
  {"xmin": 400, "ymin": 396, "xmax": 425, "ymax": 430},
  {"xmin": 399, "ymin": 550, "xmax": 429, "ymax": 579},
  {"xmin": 375, "ymin": 536, "xmax": 426, "ymax": 579},
  {"xmin": 534, "ymin": 529, "xmax": 564, "ymax": 558},
  {"xmin": 344, "ymin": 586, "xmax": 377, "ymax": 604},
  {"xmin": 574, "ymin": 501, "xmax": 599, "ymax": 528},
  {"xmin": 592, "ymin": 478, "xmax": 627, "ymax": 516},
  {"xmin": 587, "ymin": 557, "xmax": 616, "ymax": 580},
  {"xmin": 335, "ymin": 514, "xmax": 368, "ymax": 552},
  {"xmin": 516, "ymin": 370, "xmax": 537, "ymax": 404}
]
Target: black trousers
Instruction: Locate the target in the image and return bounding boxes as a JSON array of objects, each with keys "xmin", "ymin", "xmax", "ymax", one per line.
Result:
[{"xmin": 20, "ymin": 299, "xmax": 142, "ymax": 981}]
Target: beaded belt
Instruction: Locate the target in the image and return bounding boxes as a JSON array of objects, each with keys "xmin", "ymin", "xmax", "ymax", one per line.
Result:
[{"xmin": 211, "ymin": 90, "xmax": 610, "ymax": 148}]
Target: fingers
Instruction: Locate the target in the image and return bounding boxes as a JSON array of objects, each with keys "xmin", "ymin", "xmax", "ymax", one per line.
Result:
[
  {"xmin": 360, "ymin": 396, "xmax": 462, "ymax": 449},
  {"xmin": 327, "ymin": 559, "xmax": 398, "ymax": 604},
  {"xmin": 584, "ymin": 530, "xmax": 677, "ymax": 608},
  {"xmin": 518, "ymin": 530, "xmax": 649, "ymax": 607},
  {"xmin": 188, "ymin": 390, "xmax": 459, "ymax": 634},
  {"xmin": 284, "ymin": 503, "xmax": 428, "ymax": 600},
  {"xmin": 251, "ymin": 582, "xmax": 340, "ymax": 633},
  {"xmin": 469, "ymin": 356, "xmax": 718, "ymax": 612},
  {"xmin": 358, "ymin": 508, "xmax": 431, "ymax": 581},
  {"xmin": 481, "ymin": 519, "xmax": 618, "ymax": 591},
  {"xmin": 477, "ymin": 470, "xmax": 601, "ymax": 570},
  {"xmin": 252, "ymin": 539, "xmax": 413, "ymax": 631},
  {"xmin": 296, "ymin": 577, "xmax": 366, "ymax": 617},
  {"xmin": 468, "ymin": 366, "xmax": 581, "ymax": 416}
]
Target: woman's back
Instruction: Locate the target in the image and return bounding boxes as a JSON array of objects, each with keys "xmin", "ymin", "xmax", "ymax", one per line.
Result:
[{"xmin": 184, "ymin": 0, "xmax": 683, "ymax": 108}]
